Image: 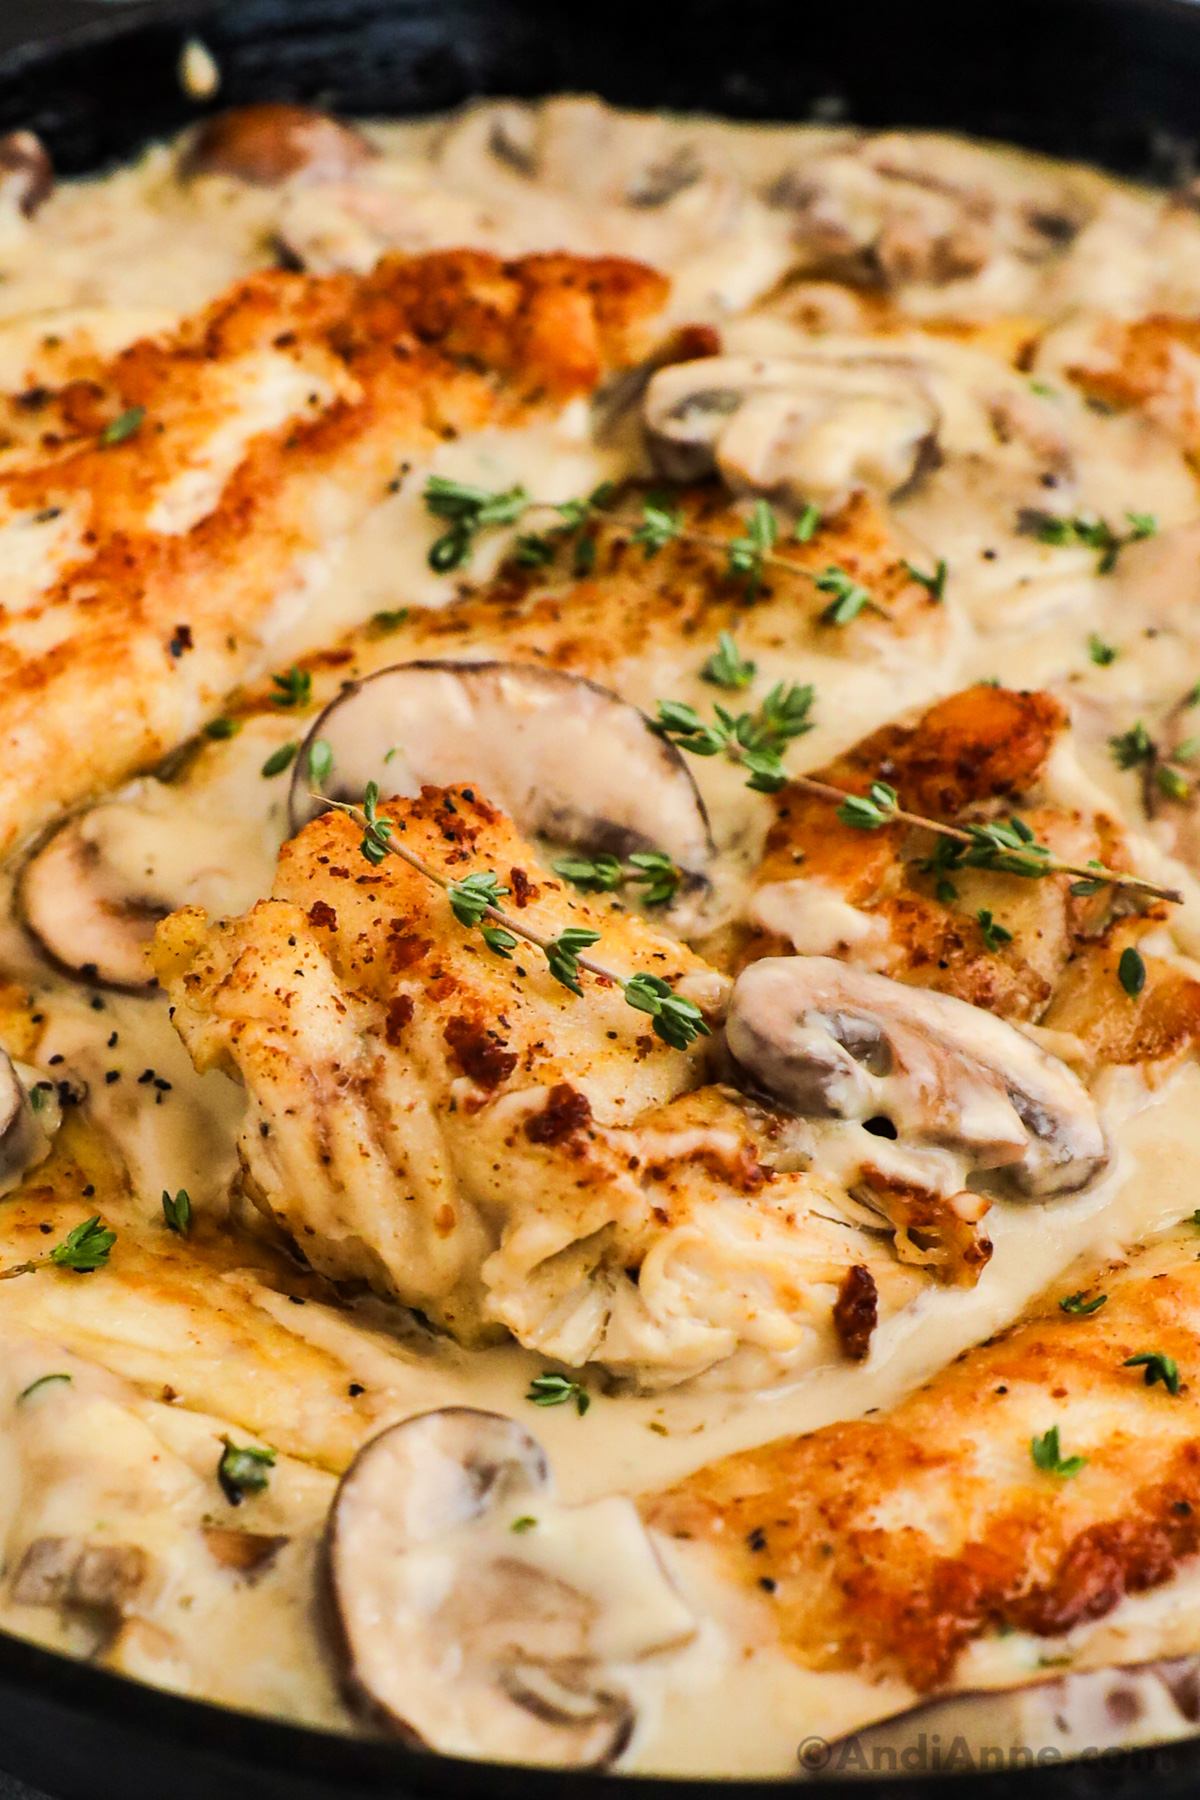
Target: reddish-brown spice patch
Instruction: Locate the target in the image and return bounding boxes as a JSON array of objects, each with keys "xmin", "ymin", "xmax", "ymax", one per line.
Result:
[
  {"xmin": 308, "ymin": 900, "xmax": 337, "ymax": 930},
  {"xmin": 443, "ymin": 1015, "xmax": 517, "ymax": 1089},
  {"xmin": 833, "ymin": 1264, "xmax": 878, "ymax": 1361},
  {"xmin": 525, "ymin": 1082, "xmax": 593, "ymax": 1145},
  {"xmin": 510, "ymin": 866, "xmax": 539, "ymax": 909},
  {"xmin": 384, "ymin": 994, "xmax": 414, "ymax": 1045}
]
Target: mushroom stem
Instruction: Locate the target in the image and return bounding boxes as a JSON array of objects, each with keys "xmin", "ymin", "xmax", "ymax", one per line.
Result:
[{"xmin": 786, "ymin": 771, "xmax": 1183, "ymax": 905}]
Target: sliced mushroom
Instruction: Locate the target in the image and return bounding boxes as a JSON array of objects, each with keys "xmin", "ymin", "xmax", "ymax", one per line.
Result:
[
  {"xmin": 179, "ymin": 104, "xmax": 375, "ymax": 187},
  {"xmin": 10, "ymin": 1536, "xmax": 148, "ymax": 1614},
  {"xmin": 643, "ymin": 353, "xmax": 938, "ymax": 513},
  {"xmin": 290, "ymin": 661, "xmax": 713, "ymax": 879},
  {"xmin": 19, "ymin": 811, "xmax": 167, "ymax": 989},
  {"xmin": 0, "ymin": 133, "xmax": 53, "ymax": 219},
  {"xmin": 823, "ymin": 1655, "xmax": 1200, "ymax": 1775},
  {"xmin": 327, "ymin": 1408, "xmax": 695, "ymax": 1767},
  {"xmin": 726, "ymin": 957, "xmax": 1107, "ymax": 1196},
  {"xmin": 0, "ymin": 1050, "xmax": 56, "ymax": 1197}
]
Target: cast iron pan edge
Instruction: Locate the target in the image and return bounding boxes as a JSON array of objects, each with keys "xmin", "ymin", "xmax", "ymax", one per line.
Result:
[{"xmin": 3, "ymin": 0, "xmax": 1200, "ymax": 1794}]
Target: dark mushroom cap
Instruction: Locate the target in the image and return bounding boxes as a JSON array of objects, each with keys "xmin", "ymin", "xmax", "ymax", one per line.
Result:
[{"xmin": 179, "ymin": 104, "xmax": 375, "ymax": 187}]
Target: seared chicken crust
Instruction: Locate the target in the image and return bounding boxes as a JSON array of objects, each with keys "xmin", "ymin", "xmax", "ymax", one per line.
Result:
[
  {"xmin": 0, "ymin": 249, "xmax": 665, "ymax": 859},
  {"xmin": 647, "ymin": 1229, "xmax": 1200, "ymax": 1694},
  {"xmin": 742, "ymin": 685, "xmax": 1200, "ymax": 1071},
  {"xmin": 153, "ymin": 786, "xmax": 944, "ymax": 1384}
]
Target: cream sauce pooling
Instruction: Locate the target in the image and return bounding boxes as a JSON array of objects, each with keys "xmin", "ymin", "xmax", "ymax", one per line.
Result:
[{"xmin": 0, "ymin": 98, "xmax": 1200, "ymax": 1773}]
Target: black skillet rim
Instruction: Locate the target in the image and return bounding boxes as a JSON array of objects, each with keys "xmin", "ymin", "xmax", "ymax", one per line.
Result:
[{"xmin": 2, "ymin": 0, "xmax": 1200, "ymax": 1792}]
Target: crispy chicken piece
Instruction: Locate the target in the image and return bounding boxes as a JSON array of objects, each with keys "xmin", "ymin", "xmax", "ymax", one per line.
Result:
[
  {"xmin": 1060, "ymin": 315, "xmax": 1200, "ymax": 455},
  {"xmin": 740, "ymin": 685, "xmax": 1200, "ymax": 1074},
  {"xmin": 362, "ymin": 484, "xmax": 945, "ymax": 689},
  {"xmin": 155, "ymin": 786, "xmax": 935, "ymax": 1385},
  {"xmin": 647, "ymin": 1227, "xmax": 1200, "ymax": 1694},
  {"xmin": 0, "ymin": 249, "xmax": 665, "ymax": 859}
]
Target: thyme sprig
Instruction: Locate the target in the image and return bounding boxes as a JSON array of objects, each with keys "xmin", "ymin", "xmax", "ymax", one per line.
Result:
[
  {"xmin": 321, "ymin": 787, "xmax": 710, "ymax": 1051},
  {"xmin": 552, "ymin": 850, "xmax": 683, "ymax": 908},
  {"xmin": 657, "ymin": 749, "xmax": 1179, "ymax": 903},
  {"xmin": 1026, "ymin": 508, "xmax": 1157, "ymax": 574},
  {"xmin": 422, "ymin": 478, "xmax": 895, "ymax": 619},
  {"xmin": 0, "ymin": 1215, "xmax": 116, "ymax": 1282},
  {"xmin": 653, "ymin": 683, "xmax": 816, "ymax": 795}
]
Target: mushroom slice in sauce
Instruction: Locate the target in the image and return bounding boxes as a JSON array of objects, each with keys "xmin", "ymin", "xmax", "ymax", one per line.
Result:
[
  {"xmin": 290, "ymin": 661, "xmax": 714, "ymax": 878},
  {"xmin": 824, "ymin": 1655, "xmax": 1200, "ymax": 1774},
  {"xmin": 18, "ymin": 812, "xmax": 167, "ymax": 990},
  {"xmin": 642, "ymin": 353, "xmax": 938, "ymax": 512},
  {"xmin": 726, "ymin": 956, "xmax": 1107, "ymax": 1196},
  {"xmin": 179, "ymin": 104, "xmax": 375, "ymax": 186},
  {"xmin": 0, "ymin": 133, "xmax": 53, "ymax": 219},
  {"xmin": 0, "ymin": 1051, "xmax": 58, "ymax": 1197},
  {"xmin": 327, "ymin": 1408, "xmax": 695, "ymax": 1767}
]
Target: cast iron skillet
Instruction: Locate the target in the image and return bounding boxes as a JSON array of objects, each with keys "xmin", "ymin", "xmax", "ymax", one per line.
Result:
[{"xmin": 2, "ymin": 0, "xmax": 1200, "ymax": 1794}]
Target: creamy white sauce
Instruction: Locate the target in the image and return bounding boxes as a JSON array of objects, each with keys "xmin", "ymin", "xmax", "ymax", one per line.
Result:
[{"xmin": 0, "ymin": 98, "xmax": 1199, "ymax": 1776}]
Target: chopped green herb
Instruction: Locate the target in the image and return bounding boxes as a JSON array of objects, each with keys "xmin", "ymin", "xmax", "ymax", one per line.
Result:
[
  {"xmin": 624, "ymin": 971, "xmax": 710, "ymax": 1051},
  {"xmin": 307, "ymin": 738, "xmax": 334, "ymax": 785},
  {"xmin": 632, "ymin": 494, "xmax": 684, "ymax": 558},
  {"xmin": 935, "ymin": 877, "xmax": 959, "ymax": 904},
  {"xmin": 1109, "ymin": 721, "xmax": 1155, "ymax": 770},
  {"xmin": 1070, "ymin": 860, "xmax": 1107, "ymax": 898},
  {"xmin": 545, "ymin": 926, "xmax": 602, "ymax": 997},
  {"xmin": 217, "ymin": 1436, "xmax": 276, "ymax": 1505},
  {"xmin": 1119, "ymin": 946, "xmax": 1146, "ymax": 999},
  {"xmin": 814, "ymin": 564, "xmax": 872, "ymax": 626},
  {"xmin": 18, "ymin": 1372, "xmax": 71, "ymax": 1402},
  {"xmin": 370, "ymin": 607, "xmax": 409, "ymax": 635},
  {"xmin": 424, "ymin": 476, "xmax": 529, "ymax": 572},
  {"xmin": 1031, "ymin": 1425, "xmax": 1086, "ymax": 1478},
  {"xmin": 270, "ymin": 666, "xmax": 312, "ymax": 710},
  {"xmin": 701, "ymin": 631, "xmax": 756, "ymax": 690},
  {"xmin": 977, "ymin": 909, "xmax": 1013, "ymax": 952},
  {"xmin": 625, "ymin": 850, "xmax": 684, "ymax": 908},
  {"xmin": 1088, "ymin": 634, "xmax": 1118, "ymax": 666},
  {"xmin": 793, "ymin": 502, "xmax": 821, "ymax": 543},
  {"xmin": 358, "ymin": 781, "xmax": 394, "ymax": 866},
  {"xmin": 1124, "ymin": 1351, "xmax": 1181, "ymax": 1395},
  {"xmin": 837, "ymin": 782, "xmax": 899, "ymax": 831},
  {"xmin": 510, "ymin": 1515, "xmax": 538, "ymax": 1533},
  {"xmin": 1029, "ymin": 380, "xmax": 1059, "ymax": 399},
  {"xmin": 902, "ymin": 558, "xmax": 948, "ymax": 602},
  {"xmin": 480, "ymin": 925, "xmax": 518, "ymax": 958},
  {"xmin": 204, "ymin": 716, "xmax": 241, "ymax": 741},
  {"xmin": 446, "ymin": 870, "xmax": 510, "ymax": 929},
  {"xmin": 726, "ymin": 499, "xmax": 778, "ymax": 598},
  {"xmin": 653, "ymin": 682, "xmax": 815, "ymax": 797},
  {"xmin": 526, "ymin": 1372, "xmax": 590, "ymax": 1415},
  {"xmin": 515, "ymin": 532, "xmax": 555, "ymax": 567},
  {"xmin": 261, "ymin": 741, "xmax": 298, "ymax": 779},
  {"xmin": 552, "ymin": 852, "xmax": 625, "ymax": 894},
  {"xmin": 1059, "ymin": 1291, "xmax": 1107, "ymax": 1316},
  {"xmin": 49, "ymin": 1216, "xmax": 115, "ymax": 1273},
  {"xmin": 1157, "ymin": 764, "xmax": 1191, "ymax": 802},
  {"xmin": 1030, "ymin": 509, "xmax": 1157, "ymax": 574},
  {"xmin": 161, "ymin": 1188, "xmax": 191, "ymax": 1237},
  {"xmin": 1174, "ymin": 736, "xmax": 1200, "ymax": 763},
  {"xmin": 100, "ymin": 405, "xmax": 146, "ymax": 447}
]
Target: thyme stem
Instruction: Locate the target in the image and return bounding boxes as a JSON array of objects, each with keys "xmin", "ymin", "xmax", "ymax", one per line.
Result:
[
  {"xmin": 319, "ymin": 796, "xmax": 706, "ymax": 1017},
  {"xmin": 790, "ymin": 772, "xmax": 1181, "ymax": 904}
]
